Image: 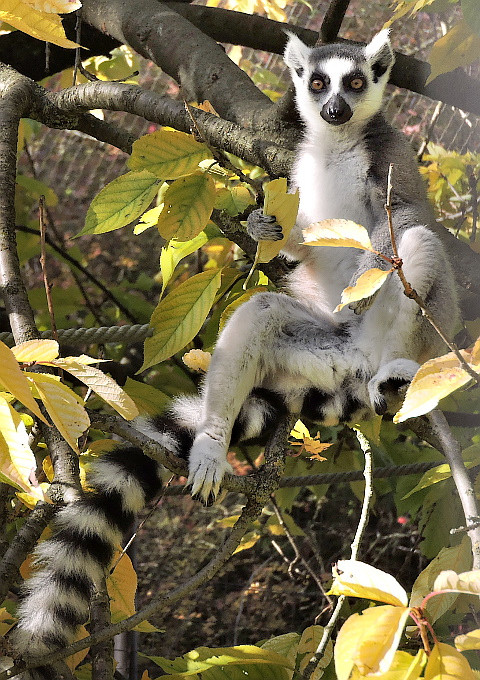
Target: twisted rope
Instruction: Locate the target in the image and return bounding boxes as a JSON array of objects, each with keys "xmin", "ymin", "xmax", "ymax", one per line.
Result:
[
  {"xmin": 164, "ymin": 460, "xmax": 449, "ymax": 495},
  {"xmin": 0, "ymin": 324, "xmax": 152, "ymax": 347}
]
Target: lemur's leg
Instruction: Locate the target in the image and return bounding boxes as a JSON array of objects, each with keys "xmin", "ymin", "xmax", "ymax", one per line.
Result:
[
  {"xmin": 188, "ymin": 292, "xmax": 354, "ymax": 500},
  {"xmin": 357, "ymin": 225, "xmax": 458, "ymax": 413}
]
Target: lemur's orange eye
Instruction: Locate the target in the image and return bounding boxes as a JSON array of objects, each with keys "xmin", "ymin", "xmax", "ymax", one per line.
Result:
[
  {"xmin": 350, "ymin": 77, "xmax": 365, "ymax": 90},
  {"xmin": 310, "ymin": 78, "xmax": 325, "ymax": 91}
]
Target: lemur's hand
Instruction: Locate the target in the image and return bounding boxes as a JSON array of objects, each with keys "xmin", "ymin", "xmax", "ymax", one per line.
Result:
[
  {"xmin": 247, "ymin": 209, "xmax": 283, "ymax": 242},
  {"xmin": 349, "ymin": 294, "xmax": 379, "ymax": 315},
  {"xmin": 368, "ymin": 359, "xmax": 419, "ymax": 415}
]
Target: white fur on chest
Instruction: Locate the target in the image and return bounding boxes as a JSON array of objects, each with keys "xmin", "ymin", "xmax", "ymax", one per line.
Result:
[
  {"xmin": 293, "ymin": 136, "xmax": 372, "ymax": 230},
  {"xmin": 286, "ymin": 132, "xmax": 372, "ymax": 314}
]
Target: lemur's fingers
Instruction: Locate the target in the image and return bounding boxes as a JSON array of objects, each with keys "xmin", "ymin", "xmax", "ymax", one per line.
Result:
[
  {"xmin": 368, "ymin": 359, "xmax": 419, "ymax": 415},
  {"xmin": 187, "ymin": 434, "xmax": 232, "ymax": 503},
  {"xmin": 349, "ymin": 290, "xmax": 379, "ymax": 315},
  {"xmin": 246, "ymin": 209, "xmax": 284, "ymax": 242}
]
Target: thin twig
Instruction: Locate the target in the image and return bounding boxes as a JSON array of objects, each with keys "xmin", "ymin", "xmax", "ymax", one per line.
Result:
[
  {"xmin": 3, "ymin": 499, "xmax": 261, "ymax": 679},
  {"xmin": 304, "ymin": 428, "xmax": 374, "ymax": 676},
  {"xmin": 109, "ymin": 476, "xmax": 175, "ymax": 573},
  {"xmin": 466, "ymin": 165, "xmax": 478, "ymax": 243},
  {"xmin": 271, "ymin": 496, "xmax": 333, "ymax": 605},
  {"xmin": 349, "ymin": 428, "xmax": 373, "ymax": 561},
  {"xmin": 39, "ymin": 196, "xmax": 59, "ymax": 343}
]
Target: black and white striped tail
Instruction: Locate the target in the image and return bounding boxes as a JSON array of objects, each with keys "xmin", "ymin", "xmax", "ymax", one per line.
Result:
[
  {"xmin": 11, "ymin": 445, "xmax": 171, "ymax": 663},
  {"xmin": 11, "ymin": 389, "xmax": 286, "ymax": 667}
]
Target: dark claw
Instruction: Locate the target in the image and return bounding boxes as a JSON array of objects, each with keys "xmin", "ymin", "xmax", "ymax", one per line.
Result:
[
  {"xmin": 374, "ymin": 396, "xmax": 388, "ymax": 416},
  {"xmin": 379, "ymin": 377, "xmax": 410, "ymax": 395}
]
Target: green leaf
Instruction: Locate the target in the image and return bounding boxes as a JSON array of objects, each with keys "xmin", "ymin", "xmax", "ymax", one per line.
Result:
[
  {"xmin": 462, "ymin": 0, "xmax": 480, "ymax": 36},
  {"xmin": 122, "ymin": 377, "xmax": 171, "ymax": 416},
  {"xmin": 144, "ymin": 645, "xmax": 293, "ymax": 677},
  {"xmin": 79, "ymin": 170, "xmax": 159, "ymax": 236},
  {"xmin": 128, "ymin": 129, "xmax": 212, "ymax": 179},
  {"xmin": 427, "ymin": 20, "xmax": 480, "ymax": 84},
  {"xmin": 410, "ymin": 537, "xmax": 472, "ymax": 623},
  {"xmin": 157, "ymin": 172, "xmax": 216, "ymax": 242},
  {"xmin": 214, "ymin": 185, "xmax": 254, "ymax": 216},
  {"xmin": 160, "ymin": 231, "xmax": 210, "ymax": 295},
  {"xmin": 141, "ymin": 268, "xmax": 222, "ymax": 370}
]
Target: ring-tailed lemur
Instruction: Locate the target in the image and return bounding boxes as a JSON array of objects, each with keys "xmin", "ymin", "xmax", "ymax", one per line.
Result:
[{"xmin": 11, "ymin": 30, "xmax": 458, "ymax": 673}]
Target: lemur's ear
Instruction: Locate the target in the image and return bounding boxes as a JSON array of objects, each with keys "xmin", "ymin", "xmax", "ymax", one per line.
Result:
[
  {"xmin": 284, "ymin": 31, "xmax": 311, "ymax": 76},
  {"xmin": 365, "ymin": 29, "xmax": 394, "ymax": 82}
]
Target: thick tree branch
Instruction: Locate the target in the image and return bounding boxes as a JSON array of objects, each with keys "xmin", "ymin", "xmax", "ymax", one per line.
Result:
[
  {"xmin": 1, "ymin": 5, "xmax": 479, "ymax": 117},
  {"xmin": 80, "ymin": 0, "xmax": 272, "ymax": 128},
  {"xmin": 320, "ymin": 0, "xmax": 351, "ymax": 42},
  {"xmin": 48, "ymin": 81, "xmax": 295, "ymax": 174}
]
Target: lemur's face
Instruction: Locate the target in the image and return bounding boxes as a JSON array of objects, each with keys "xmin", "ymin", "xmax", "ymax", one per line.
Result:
[{"xmin": 284, "ymin": 31, "xmax": 395, "ymax": 130}]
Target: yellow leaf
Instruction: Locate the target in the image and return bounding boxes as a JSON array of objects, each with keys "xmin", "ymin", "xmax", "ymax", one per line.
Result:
[
  {"xmin": 394, "ymin": 364, "xmax": 474, "ymax": 422},
  {"xmin": 11, "ymin": 339, "xmax": 59, "ymax": 363},
  {"xmin": 471, "ymin": 334, "xmax": 480, "ymax": 364},
  {"xmin": 455, "ymin": 629, "xmax": 480, "ymax": 651},
  {"xmin": 0, "ymin": 0, "xmax": 79, "ymax": 47},
  {"xmin": 255, "ymin": 178, "xmax": 299, "ymax": 264},
  {"xmin": 0, "ymin": 395, "xmax": 36, "ymax": 493},
  {"xmin": 214, "ymin": 185, "xmax": 254, "ymax": 216},
  {"xmin": 142, "ymin": 268, "xmax": 222, "ymax": 370},
  {"xmin": 233, "ymin": 530, "xmax": 261, "ymax": 554},
  {"xmin": 16, "ymin": 483, "xmax": 51, "ymax": 508},
  {"xmin": 54, "ymin": 360, "xmax": 139, "ymax": 420},
  {"xmin": 182, "ymin": 349, "xmax": 211, "ymax": 372},
  {"xmin": 334, "ymin": 267, "xmax": 392, "ymax": 312},
  {"xmin": 156, "ymin": 172, "xmax": 216, "ymax": 242},
  {"xmin": 351, "ymin": 649, "xmax": 426, "ymax": 679},
  {"xmin": 27, "ymin": 372, "xmax": 90, "ymax": 453},
  {"xmin": 107, "ymin": 550, "xmax": 137, "ymax": 621},
  {"xmin": 0, "ymin": 340, "xmax": 48, "ymax": 424},
  {"xmin": 409, "ymin": 538, "xmax": 472, "ymax": 623},
  {"xmin": 24, "ymin": 0, "xmax": 81, "ymax": 12},
  {"xmin": 433, "ymin": 569, "xmax": 480, "ymax": 595},
  {"xmin": 128, "ymin": 129, "xmax": 212, "ymax": 179},
  {"xmin": 65, "ymin": 625, "xmax": 89, "ymax": 672},
  {"xmin": 79, "ymin": 170, "xmax": 160, "ymax": 236},
  {"xmin": 298, "ymin": 626, "xmax": 333, "ymax": 677},
  {"xmin": 427, "ymin": 21, "xmax": 480, "ymax": 84},
  {"xmin": 290, "ymin": 419, "xmax": 310, "ymax": 440},
  {"xmin": 330, "ymin": 560, "xmax": 408, "ymax": 606},
  {"xmin": 403, "ymin": 450, "xmax": 480, "ymax": 498},
  {"xmin": 424, "ymin": 642, "xmax": 476, "ymax": 680},
  {"xmin": 303, "ymin": 219, "xmax": 374, "ymax": 251},
  {"xmin": 335, "ymin": 605, "xmax": 411, "ymax": 680},
  {"xmin": 107, "ymin": 549, "xmax": 159, "ymax": 632}
]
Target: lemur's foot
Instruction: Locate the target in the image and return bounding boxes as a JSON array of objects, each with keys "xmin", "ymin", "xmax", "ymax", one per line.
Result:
[
  {"xmin": 246, "ymin": 209, "xmax": 283, "ymax": 241},
  {"xmin": 187, "ymin": 433, "xmax": 233, "ymax": 503},
  {"xmin": 368, "ymin": 359, "xmax": 420, "ymax": 416}
]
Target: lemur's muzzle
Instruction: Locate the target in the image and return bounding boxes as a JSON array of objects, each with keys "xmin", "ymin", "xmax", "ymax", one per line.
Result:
[{"xmin": 321, "ymin": 94, "xmax": 353, "ymax": 125}]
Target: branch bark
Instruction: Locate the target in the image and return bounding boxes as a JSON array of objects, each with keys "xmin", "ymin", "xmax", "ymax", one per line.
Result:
[
  {"xmin": 427, "ymin": 410, "xmax": 480, "ymax": 569},
  {"xmin": 80, "ymin": 0, "xmax": 272, "ymax": 128}
]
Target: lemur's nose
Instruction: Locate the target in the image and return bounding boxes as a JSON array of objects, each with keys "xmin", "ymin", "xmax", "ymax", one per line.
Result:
[{"xmin": 321, "ymin": 94, "xmax": 353, "ymax": 125}]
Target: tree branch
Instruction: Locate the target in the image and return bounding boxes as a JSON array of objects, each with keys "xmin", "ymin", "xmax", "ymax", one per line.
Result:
[
  {"xmin": 48, "ymin": 81, "xmax": 295, "ymax": 175},
  {"xmin": 427, "ymin": 410, "xmax": 480, "ymax": 569},
  {"xmin": 320, "ymin": 0, "xmax": 351, "ymax": 43},
  {"xmin": 80, "ymin": 0, "xmax": 272, "ymax": 128}
]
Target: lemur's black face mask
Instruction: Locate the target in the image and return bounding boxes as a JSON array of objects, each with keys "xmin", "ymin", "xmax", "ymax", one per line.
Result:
[{"xmin": 321, "ymin": 94, "xmax": 353, "ymax": 125}]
